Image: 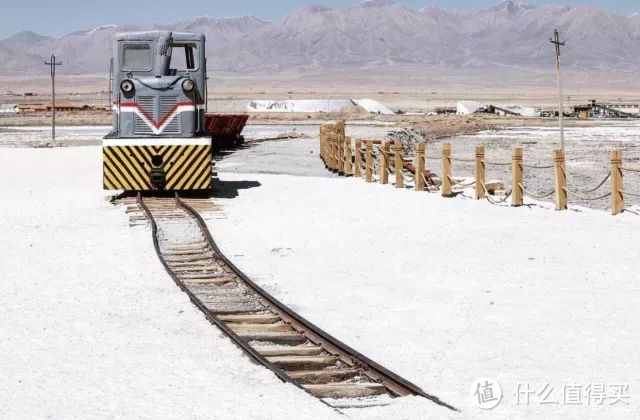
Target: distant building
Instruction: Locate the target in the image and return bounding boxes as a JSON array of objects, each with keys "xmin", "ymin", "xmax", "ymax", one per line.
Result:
[
  {"xmin": 14, "ymin": 103, "xmax": 47, "ymax": 113},
  {"xmin": 456, "ymin": 100, "xmax": 540, "ymax": 117},
  {"xmin": 435, "ymin": 107, "xmax": 457, "ymax": 115},
  {"xmin": 607, "ymin": 103, "xmax": 640, "ymax": 116},
  {"xmin": 14, "ymin": 102, "xmax": 91, "ymax": 113},
  {"xmin": 574, "ymin": 104, "xmax": 593, "ymax": 119},
  {"xmin": 573, "ymin": 100, "xmax": 640, "ymax": 119},
  {"xmin": 538, "ymin": 108, "xmax": 554, "ymax": 117}
]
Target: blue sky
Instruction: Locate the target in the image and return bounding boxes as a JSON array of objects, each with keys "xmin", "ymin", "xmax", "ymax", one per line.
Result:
[{"xmin": 0, "ymin": 1, "xmax": 637, "ymax": 40}]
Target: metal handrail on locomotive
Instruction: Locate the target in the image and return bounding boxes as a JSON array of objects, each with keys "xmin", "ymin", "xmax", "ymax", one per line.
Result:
[{"xmin": 102, "ymin": 31, "xmax": 248, "ymax": 192}]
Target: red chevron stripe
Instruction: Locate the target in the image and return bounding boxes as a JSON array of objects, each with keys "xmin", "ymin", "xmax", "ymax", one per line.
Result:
[{"xmin": 117, "ymin": 101, "xmax": 195, "ymax": 130}]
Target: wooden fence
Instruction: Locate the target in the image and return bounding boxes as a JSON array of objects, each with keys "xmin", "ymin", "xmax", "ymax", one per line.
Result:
[{"xmin": 319, "ymin": 121, "xmax": 639, "ymax": 216}]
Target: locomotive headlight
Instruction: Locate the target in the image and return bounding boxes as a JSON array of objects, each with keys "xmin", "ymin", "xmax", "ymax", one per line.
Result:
[
  {"xmin": 120, "ymin": 80, "xmax": 135, "ymax": 93},
  {"xmin": 182, "ymin": 79, "xmax": 195, "ymax": 93}
]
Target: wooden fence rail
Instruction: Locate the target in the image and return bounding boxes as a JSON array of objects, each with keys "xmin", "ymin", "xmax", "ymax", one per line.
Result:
[{"xmin": 319, "ymin": 122, "xmax": 636, "ymax": 216}]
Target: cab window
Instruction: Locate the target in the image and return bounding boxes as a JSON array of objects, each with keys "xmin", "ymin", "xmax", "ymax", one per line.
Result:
[
  {"xmin": 170, "ymin": 43, "xmax": 199, "ymax": 71},
  {"xmin": 122, "ymin": 44, "xmax": 152, "ymax": 70}
]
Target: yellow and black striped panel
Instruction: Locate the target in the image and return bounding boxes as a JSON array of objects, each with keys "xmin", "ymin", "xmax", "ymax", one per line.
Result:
[{"xmin": 103, "ymin": 144, "xmax": 212, "ymax": 191}]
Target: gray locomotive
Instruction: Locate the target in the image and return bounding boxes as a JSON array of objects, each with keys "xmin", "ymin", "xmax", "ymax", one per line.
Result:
[{"xmin": 103, "ymin": 31, "xmax": 213, "ymax": 191}]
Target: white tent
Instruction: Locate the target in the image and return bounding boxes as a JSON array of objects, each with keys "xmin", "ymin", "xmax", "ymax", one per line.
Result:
[
  {"xmin": 501, "ymin": 104, "xmax": 538, "ymax": 117},
  {"xmin": 456, "ymin": 100, "xmax": 486, "ymax": 115},
  {"xmin": 0, "ymin": 104, "xmax": 16, "ymax": 115},
  {"xmin": 246, "ymin": 98, "xmax": 395, "ymax": 115},
  {"xmin": 247, "ymin": 99, "xmax": 352, "ymax": 113},
  {"xmin": 352, "ymin": 99, "xmax": 394, "ymax": 115}
]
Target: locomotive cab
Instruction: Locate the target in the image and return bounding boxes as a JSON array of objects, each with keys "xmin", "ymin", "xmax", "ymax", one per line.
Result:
[{"xmin": 103, "ymin": 31, "xmax": 212, "ymax": 191}]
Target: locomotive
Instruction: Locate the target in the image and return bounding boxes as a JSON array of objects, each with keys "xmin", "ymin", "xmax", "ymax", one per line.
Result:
[{"xmin": 103, "ymin": 31, "xmax": 246, "ymax": 192}]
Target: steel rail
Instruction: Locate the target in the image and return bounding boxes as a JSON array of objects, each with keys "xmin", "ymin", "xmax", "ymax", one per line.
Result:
[
  {"xmin": 176, "ymin": 194, "xmax": 456, "ymax": 410},
  {"xmin": 137, "ymin": 194, "xmax": 348, "ymax": 413},
  {"xmin": 138, "ymin": 192, "xmax": 457, "ymax": 412},
  {"xmin": 136, "ymin": 194, "xmax": 316, "ymax": 397}
]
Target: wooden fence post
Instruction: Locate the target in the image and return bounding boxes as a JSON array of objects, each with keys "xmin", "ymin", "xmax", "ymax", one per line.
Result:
[
  {"xmin": 355, "ymin": 140, "xmax": 362, "ymax": 178},
  {"xmin": 512, "ymin": 147, "xmax": 523, "ymax": 206},
  {"xmin": 325, "ymin": 130, "xmax": 333, "ymax": 169},
  {"xmin": 333, "ymin": 132, "xmax": 344, "ymax": 174},
  {"xmin": 329, "ymin": 133, "xmax": 336, "ymax": 171},
  {"xmin": 611, "ymin": 149, "xmax": 624, "ymax": 215},
  {"xmin": 320, "ymin": 126, "xmax": 327, "ymax": 165},
  {"xmin": 337, "ymin": 133, "xmax": 342, "ymax": 173},
  {"xmin": 442, "ymin": 143, "xmax": 452, "ymax": 197},
  {"xmin": 324, "ymin": 126, "xmax": 329, "ymax": 164},
  {"xmin": 394, "ymin": 141, "xmax": 404, "ymax": 188},
  {"xmin": 380, "ymin": 141, "xmax": 390, "ymax": 185},
  {"xmin": 365, "ymin": 141, "xmax": 373, "ymax": 183},
  {"xmin": 335, "ymin": 121, "xmax": 344, "ymax": 168},
  {"xmin": 319, "ymin": 125, "xmax": 324, "ymax": 163},
  {"xmin": 324, "ymin": 126, "xmax": 329, "ymax": 163},
  {"xmin": 344, "ymin": 136, "xmax": 352, "ymax": 175},
  {"xmin": 553, "ymin": 149, "xmax": 568, "ymax": 211},
  {"xmin": 326, "ymin": 131, "xmax": 331, "ymax": 169},
  {"xmin": 332, "ymin": 132, "xmax": 339, "ymax": 172},
  {"xmin": 475, "ymin": 145, "xmax": 485, "ymax": 200},
  {"xmin": 415, "ymin": 143, "xmax": 425, "ymax": 191},
  {"xmin": 336, "ymin": 120, "xmax": 345, "ymax": 140}
]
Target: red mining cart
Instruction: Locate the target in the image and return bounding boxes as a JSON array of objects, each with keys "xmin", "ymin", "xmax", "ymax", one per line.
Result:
[{"xmin": 204, "ymin": 114, "xmax": 249, "ymax": 150}]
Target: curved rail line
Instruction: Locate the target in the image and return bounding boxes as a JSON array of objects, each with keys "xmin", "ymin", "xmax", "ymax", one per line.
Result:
[{"xmin": 136, "ymin": 193, "xmax": 456, "ymax": 411}]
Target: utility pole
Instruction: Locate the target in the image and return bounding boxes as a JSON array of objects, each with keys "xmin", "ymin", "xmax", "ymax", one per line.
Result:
[
  {"xmin": 550, "ymin": 29, "xmax": 566, "ymax": 150},
  {"xmin": 108, "ymin": 57, "xmax": 114, "ymax": 109},
  {"xmin": 44, "ymin": 54, "xmax": 62, "ymax": 143}
]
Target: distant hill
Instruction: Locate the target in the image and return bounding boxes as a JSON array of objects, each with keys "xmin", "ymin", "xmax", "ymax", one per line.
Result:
[
  {"xmin": 0, "ymin": 1, "xmax": 638, "ymax": 77},
  {"xmin": 1, "ymin": 30, "xmax": 52, "ymax": 50}
]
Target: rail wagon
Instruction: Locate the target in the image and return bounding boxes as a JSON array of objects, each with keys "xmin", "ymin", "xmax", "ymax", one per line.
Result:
[{"xmin": 103, "ymin": 30, "xmax": 247, "ymax": 192}]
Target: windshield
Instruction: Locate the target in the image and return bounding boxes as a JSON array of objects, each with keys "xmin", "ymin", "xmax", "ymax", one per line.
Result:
[
  {"xmin": 121, "ymin": 43, "xmax": 152, "ymax": 71},
  {"xmin": 169, "ymin": 43, "xmax": 199, "ymax": 71}
]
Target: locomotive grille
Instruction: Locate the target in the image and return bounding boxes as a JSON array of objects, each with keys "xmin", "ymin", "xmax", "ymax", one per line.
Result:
[
  {"xmin": 134, "ymin": 95, "xmax": 181, "ymax": 135},
  {"xmin": 134, "ymin": 96, "xmax": 155, "ymax": 135},
  {"xmin": 160, "ymin": 96, "xmax": 180, "ymax": 135}
]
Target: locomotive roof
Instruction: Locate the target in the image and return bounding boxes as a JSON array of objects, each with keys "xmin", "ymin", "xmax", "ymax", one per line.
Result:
[{"xmin": 115, "ymin": 31, "xmax": 204, "ymax": 42}]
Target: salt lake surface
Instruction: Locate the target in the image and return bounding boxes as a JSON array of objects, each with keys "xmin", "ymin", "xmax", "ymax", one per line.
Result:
[
  {"xmin": 0, "ymin": 123, "xmax": 394, "ymax": 148},
  {"xmin": 424, "ymin": 120, "xmax": 640, "ymax": 211},
  {"xmin": 1, "ymin": 120, "xmax": 638, "ymax": 210}
]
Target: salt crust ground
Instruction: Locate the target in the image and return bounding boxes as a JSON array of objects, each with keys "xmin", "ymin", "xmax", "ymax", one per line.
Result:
[
  {"xmin": 206, "ymin": 171, "xmax": 640, "ymax": 419},
  {"xmin": 0, "ymin": 148, "xmax": 340, "ymax": 420},
  {"xmin": 4, "ymin": 145, "xmax": 640, "ymax": 419}
]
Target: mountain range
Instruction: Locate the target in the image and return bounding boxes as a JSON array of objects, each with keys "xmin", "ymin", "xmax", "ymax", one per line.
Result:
[{"xmin": 1, "ymin": 0, "xmax": 639, "ymax": 77}]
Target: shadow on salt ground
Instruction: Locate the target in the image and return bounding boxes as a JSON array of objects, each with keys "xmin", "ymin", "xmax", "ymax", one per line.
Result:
[
  {"xmin": 213, "ymin": 144, "xmax": 250, "ymax": 158},
  {"xmin": 213, "ymin": 135, "xmax": 286, "ymax": 158},
  {"xmin": 212, "ymin": 175, "xmax": 261, "ymax": 199},
  {"xmin": 104, "ymin": 177, "xmax": 261, "ymax": 201}
]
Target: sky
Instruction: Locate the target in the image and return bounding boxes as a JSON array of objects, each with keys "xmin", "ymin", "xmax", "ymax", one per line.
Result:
[{"xmin": 0, "ymin": 0, "xmax": 638, "ymax": 40}]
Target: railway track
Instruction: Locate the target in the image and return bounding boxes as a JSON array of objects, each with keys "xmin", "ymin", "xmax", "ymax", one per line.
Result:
[{"xmin": 134, "ymin": 194, "xmax": 456, "ymax": 411}]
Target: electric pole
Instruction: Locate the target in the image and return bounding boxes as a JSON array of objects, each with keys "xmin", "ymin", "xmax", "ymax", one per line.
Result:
[
  {"xmin": 550, "ymin": 29, "xmax": 565, "ymax": 150},
  {"xmin": 44, "ymin": 54, "xmax": 62, "ymax": 143},
  {"xmin": 108, "ymin": 58, "xmax": 113, "ymax": 108}
]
